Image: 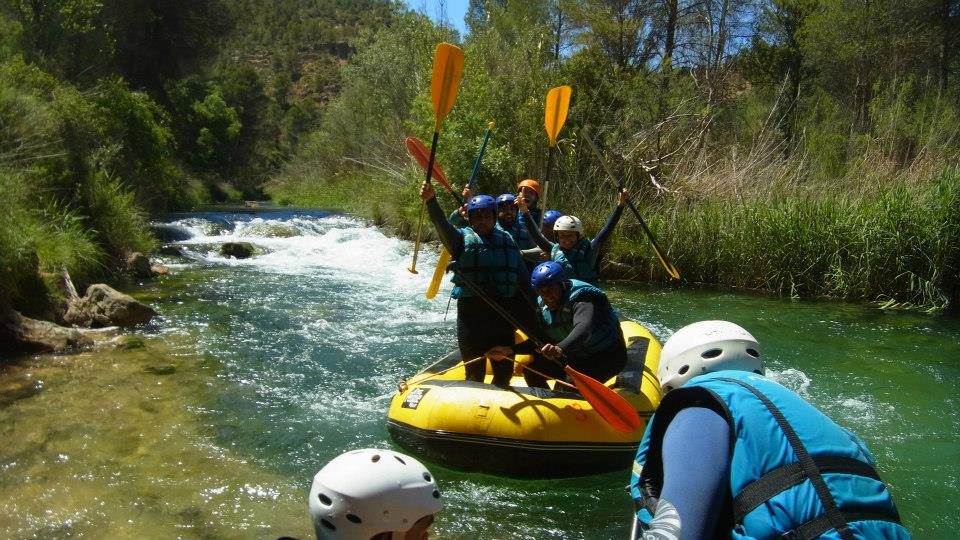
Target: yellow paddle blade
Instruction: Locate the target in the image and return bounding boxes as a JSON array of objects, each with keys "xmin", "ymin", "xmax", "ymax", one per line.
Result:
[
  {"xmin": 426, "ymin": 247, "xmax": 452, "ymax": 299},
  {"xmin": 431, "ymin": 43, "xmax": 465, "ymax": 132},
  {"xmin": 544, "ymin": 85, "xmax": 572, "ymax": 147}
]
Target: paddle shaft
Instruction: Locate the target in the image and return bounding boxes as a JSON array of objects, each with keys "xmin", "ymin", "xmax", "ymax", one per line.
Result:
[
  {"xmin": 450, "ymin": 268, "xmax": 550, "ymax": 352},
  {"xmin": 580, "ymin": 128, "xmax": 680, "ymax": 280},
  {"xmin": 468, "ymin": 123, "xmax": 494, "ymax": 192},
  {"xmin": 540, "ymin": 146, "xmax": 556, "ymax": 227}
]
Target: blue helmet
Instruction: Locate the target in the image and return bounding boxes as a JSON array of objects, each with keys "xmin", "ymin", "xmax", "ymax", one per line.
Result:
[
  {"xmin": 542, "ymin": 210, "xmax": 562, "ymax": 226},
  {"xmin": 467, "ymin": 195, "xmax": 497, "ymax": 214},
  {"xmin": 496, "ymin": 193, "xmax": 516, "ymax": 205},
  {"xmin": 530, "ymin": 261, "xmax": 565, "ymax": 289}
]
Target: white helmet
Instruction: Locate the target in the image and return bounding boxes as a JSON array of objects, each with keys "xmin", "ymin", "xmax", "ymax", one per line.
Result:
[
  {"xmin": 658, "ymin": 321, "xmax": 763, "ymax": 393},
  {"xmin": 309, "ymin": 448, "xmax": 443, "ymax": 540},
  {"xmin": 553, "ymin": 215, "xmax": 583, "ymax": 233}
]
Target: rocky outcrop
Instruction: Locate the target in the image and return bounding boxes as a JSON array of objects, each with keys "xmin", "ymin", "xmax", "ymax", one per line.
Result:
[
  {"xmin": 0, "ymin": 307, "xmax": 92, "ymax": 354},
  {"xmin": 221, "ymin": 242, "xmax": 255, "ymax": 259},
  {"xmin": 64, "ymin": 284, "xmax": 157, "ymax": 328}
]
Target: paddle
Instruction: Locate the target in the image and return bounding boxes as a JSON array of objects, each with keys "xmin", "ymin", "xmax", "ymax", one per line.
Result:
[
  {"xmin": 467, "ymin": 121, "xmax": 495, "ymax": 192},
  {"xmin": 405, "ymin": 136, "xmax": 461, "ymax": 207},
  {"xmin": 451, "ymin": 267, "xmax": 641, "ymax": 433},
  {"xmin": 580, "ymin": 127, "xmax": 681, "ymax": 280},
  {"xmin": 541, "ymin": 85, "xmax": 572, "ymax": 225},
  {"xmin": 420, "ymin": 122, "xmax": 493, "ymax": 300},
  {"xmin": 409, "ymin": 43, "xmax": 465, "ymax": 275}
]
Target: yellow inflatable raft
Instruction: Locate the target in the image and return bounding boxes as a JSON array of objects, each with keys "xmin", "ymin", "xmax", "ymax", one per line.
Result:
[{"xmin": 387, "ymin": 320, "xmax": 662, "ymax": 478}]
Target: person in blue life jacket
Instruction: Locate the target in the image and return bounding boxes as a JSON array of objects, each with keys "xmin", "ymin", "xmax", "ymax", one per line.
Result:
[
  {"xmin": 485, "ymin": 261, "xmax": 627, "ymax": 389},
  {"xmin": 518, "ymin": 189, "xmax": 629, "ymax": 285},
  {"xmin": 541, "ymin": 209, "xmax": 562, "ymax": 243},
  {"xmin": 516, "ymin": 178, "xmax": 543, "ymax": 229},
  {"xmin": 285, "ymin": 448, "xmax": 442, "ymax": 540},
  {"xmin": 629, "ymin": 320, "xmax": 912, "ymax": 540},
  {"xmin": 495, "ymin": 193, "xmax": 534, "ymax": 250},
  {"xmin": 420, "ymin": 180, "xmax": 540, "ymax": 386}
]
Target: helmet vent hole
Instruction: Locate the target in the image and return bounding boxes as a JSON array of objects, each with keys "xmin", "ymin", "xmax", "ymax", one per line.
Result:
[
  {"xmin": 433, "ymin": 489, "xmax": 441, "ymax": 499},
  {"xmin": 370, "ymin": 454, "xmax": 381, "ymax": 463},
  {"xmin": 677, "ymin": 365, "xmax": 689, "ymax": 375},
  {"xmin": 394, "ymin": 455, "xmax": 407, "ymax": 465},
  {"xmin": 423, "ymin": 472, "xmax": 432, "ymax": 482},
  {"xmin": 746, "ymin": 348, "xmax": 760, "ymax": 357},
  {"xmin": 701, "ymin": 348, "xmax": 722, "ymax": 359},
  {"xmin": 320, "ymin": 519, "xmax": 336, "ymax": 531},
  {"xmin": 317, "ymin": 493, "xmax": 333, "ymax": 506},
  {"xmin": 753, "ymin": 369, "xmax": 763, "ymax": 374},
  {"xmin": 346, "ymin": 514, "xmax": 362, "ymax": 524}
]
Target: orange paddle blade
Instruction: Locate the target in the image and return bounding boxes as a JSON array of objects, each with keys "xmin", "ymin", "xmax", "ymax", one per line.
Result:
[
  {"xmin": 405, "ymin": 136, "xmax": 452, "ymax": 192},
  {"xmin": 544, "ymin": 85, "xmax": 572, "ymax": 147},
  {"xmin": 431, "ymin": 43, "xmax": 465, "ymax": 132},
  {"xmin": 565, "ymin": 365, "xmax": 641, "ymax": 433}
]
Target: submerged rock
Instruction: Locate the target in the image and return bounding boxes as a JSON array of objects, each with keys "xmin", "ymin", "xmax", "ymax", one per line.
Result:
[
  {"xmin": 221, "ymin": 242, "xmax": 255, "ymax": 259},
  {"xmin": 157, "ymin": 245, "xmax": 186, "ymax": 257}
]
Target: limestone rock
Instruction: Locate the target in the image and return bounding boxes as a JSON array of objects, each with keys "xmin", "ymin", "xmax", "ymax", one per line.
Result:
[
  {"xmin": 64, "ymin": 284, "xmax": 157, "ymax": 328},
  {"xmin": 0, "ymin": 308, "xmax": 92, "ymax": 354}
]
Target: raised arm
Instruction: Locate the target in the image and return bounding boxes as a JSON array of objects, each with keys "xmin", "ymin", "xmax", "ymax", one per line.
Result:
[
  {"xmin": 516, "ymin": 197, "xmax": 554, "ymax": 252},
  {"xmin": 591, "ymin": 189, "xmax": 628, "ymax": 251},
  {"xmin": 421, "ymin": 181, "xmax": 463, "ymax": 256}
]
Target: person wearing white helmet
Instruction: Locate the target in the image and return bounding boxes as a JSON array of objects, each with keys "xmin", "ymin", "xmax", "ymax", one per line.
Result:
[
  {"xmin": 517, "ymin": 189, "xmax": 628, "ymax": 285},
  {"xmin": 628, "ymin": 321, "xmax": 911, "ymax": 540},
  {"xmin": 307, "ymin": 448, "xmax": 442, "ymax": 540}
]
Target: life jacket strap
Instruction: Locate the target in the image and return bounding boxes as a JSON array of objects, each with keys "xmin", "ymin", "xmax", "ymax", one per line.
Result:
[
  {"xmin": 778, "ymin": 508, "xmax": 904, "ymax": 540},
  {"xmin": 734, "ymin": 456, "xmax": 884, "ymax": 522}
]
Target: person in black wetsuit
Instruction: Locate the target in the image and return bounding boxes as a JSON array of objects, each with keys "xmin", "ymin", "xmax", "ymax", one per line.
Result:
[
  {"xmin": 419, "ymin": 180, "xmax": 539, "ymax": 386},
  {"xmin": 518, "ymin": 189, "xmax": 629, "ymax": 284},
  {"xmin": 485, "ymin": 261, "xmax": 627, "ymax": 388}
]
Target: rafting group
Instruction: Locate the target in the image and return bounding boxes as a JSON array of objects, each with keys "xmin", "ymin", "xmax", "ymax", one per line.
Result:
[{"xmin": 295, "ymin": 44, "xmax": 913, "ymax": 539}]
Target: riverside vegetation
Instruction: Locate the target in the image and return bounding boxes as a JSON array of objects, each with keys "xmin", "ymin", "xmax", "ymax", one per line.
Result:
[{"xmin": 1, "ymin": 0, "xmax": 958, "ymax": 336}]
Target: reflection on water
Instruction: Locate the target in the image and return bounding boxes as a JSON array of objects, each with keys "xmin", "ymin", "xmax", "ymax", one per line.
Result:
[{"xmin": 1, "ymin": 207, "xmax": 958, "ymax": 539}]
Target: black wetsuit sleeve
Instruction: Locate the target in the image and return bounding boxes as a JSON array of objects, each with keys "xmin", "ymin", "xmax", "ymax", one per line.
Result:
[
  {"xmin": 556, "ymin": 301, "xmax": 595, "ymax": 353},
  {"xmin": 591, "ymin": 203, "xmax": 624, "ymax": 252},
  {"xmin": 523, "ymin": 210, "xmax": 555, "ymax": 252},
  {"xmin": 426, "ymin": 197, "xmax": 463, "ymax": 255},
  {"xmin": 512, "ymin": 339, "xmax": 538, "ymax": 355}
]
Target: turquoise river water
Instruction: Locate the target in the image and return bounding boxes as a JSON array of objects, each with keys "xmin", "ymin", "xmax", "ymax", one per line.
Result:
[{"xmin": 0, "ymin": 208, "xmax": 957, "ymax": 539}]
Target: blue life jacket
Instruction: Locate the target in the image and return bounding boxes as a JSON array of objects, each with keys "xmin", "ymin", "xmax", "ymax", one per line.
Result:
[
  {"xmin": 502, "ymin": 219, "xmax": 533, "ymax": 250},
  {"xmin": 518, "ymin": 207, "xmax": 542, "ymax": 231},
  {"xmin": 451, "ymin": 227, "xmax": 522, "ymax": 299},
  {"xmin": 538, "ymin": 280, "xmax": 621, "ymax": 355},
  {"xmin": 551, "ymin": 238, "xmax": 598, "ymax": 284},
  {"xmin": 631, "ymin": 371, "xmax": 910, "ymax": 540}
]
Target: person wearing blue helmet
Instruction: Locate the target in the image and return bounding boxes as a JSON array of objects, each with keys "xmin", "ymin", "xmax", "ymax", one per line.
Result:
[
  {"xmin": 518, "ymin": 189, "xmax": 629, "ymax": 285},
  {"xmin": 541, "ymin": 210, "xmax": 562, "ymax": 243},
  {"xmin": 485, "ymin": 261, "xmax": 627, "ymax": 388},
  {"xmin": 495, "ymin": 193, "xmax": 533, "ymax": 250},
  {"xmin": 420, "ymin": 180, "xmax": 538, "ymax": 386}
]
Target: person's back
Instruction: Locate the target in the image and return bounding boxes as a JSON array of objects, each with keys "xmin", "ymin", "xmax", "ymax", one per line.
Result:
[{"xmin": 631, "ymin": 321, "xmax": 911, "ymax": 540}]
